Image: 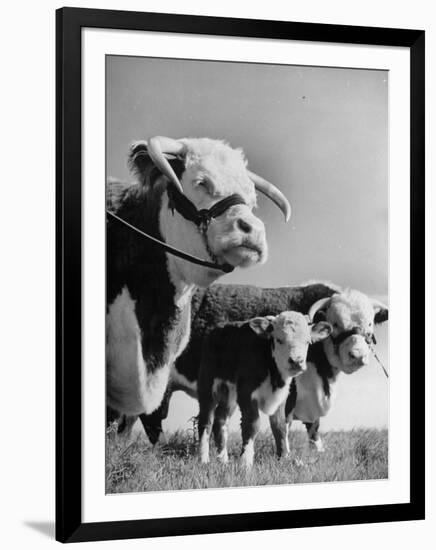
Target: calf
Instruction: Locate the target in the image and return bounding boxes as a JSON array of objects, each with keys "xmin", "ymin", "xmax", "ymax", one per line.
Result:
[
  {"xmin": 198, "ymin": 312, "xmax": 332, "ymax": 469},
  {"xmin": 269, "ymin": 289, "xmax": 388, "ymax": 454},
  {"xmin": 139, "ymin": 282, "xmax": 338, "ymax": 443}
]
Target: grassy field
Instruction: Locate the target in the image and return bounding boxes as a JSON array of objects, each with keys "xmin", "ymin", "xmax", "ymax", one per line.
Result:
[{"xmin": 106, "ymin": 422, "xmax": 388, "ymax": 493}]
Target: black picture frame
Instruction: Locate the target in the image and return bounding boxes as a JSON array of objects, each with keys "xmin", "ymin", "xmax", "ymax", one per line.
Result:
[{"xmin": 56, "ymin": 7, "xmax": 425, "ymax": 543}]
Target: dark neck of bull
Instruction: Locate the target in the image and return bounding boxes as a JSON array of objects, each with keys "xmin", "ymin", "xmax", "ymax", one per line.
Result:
[
  {"xmin": 107, "ymin": 178, "xmax": 188, "ymax": 373},
  {"xmin": 307, "ymin": 341, "xmax": 339, "ymax": 398}
]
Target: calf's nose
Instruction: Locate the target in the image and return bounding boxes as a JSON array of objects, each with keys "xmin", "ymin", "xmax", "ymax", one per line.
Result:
[
  {"xmin": 348, "ymin": 350, "xmax": 367, "ymax": 367},
  {"xmin": 289, "ymin": 357, "xmax": 306, "ymax": 370}
]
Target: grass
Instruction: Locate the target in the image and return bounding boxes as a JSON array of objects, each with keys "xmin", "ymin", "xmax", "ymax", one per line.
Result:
[{"xmin": 105, "ymin": 422, "xmax": 388, "ymax": 493}]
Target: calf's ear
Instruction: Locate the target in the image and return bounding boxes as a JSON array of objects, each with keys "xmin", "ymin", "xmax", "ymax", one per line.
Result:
[
  {"xmin": 248, "ymin": 316, "xmax": 274, "ymax": 338},
  {"xmin": 371, "ymin": 299, "xmax": 388, "ymax": 324},
  {"xmin": 311, "ymin": 321, "xmax": 333, "ymax": 343}
]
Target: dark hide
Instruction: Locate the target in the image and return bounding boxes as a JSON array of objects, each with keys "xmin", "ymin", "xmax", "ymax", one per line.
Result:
[
  {"xmin": 306, "ymin": 341, "xmax": 338, "ymax": 398},
  {"xmin": 198, "ymin": 323, "xmax": 286, "ymax": 394},
  {"xmin": 106, "ymin": 157, "xmax": 191, "ymax": 418}
]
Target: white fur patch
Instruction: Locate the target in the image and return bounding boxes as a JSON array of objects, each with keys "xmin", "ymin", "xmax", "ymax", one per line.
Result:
[
  {"xmin": 252, "ymin": 376, "xmax": 292, "ymax": 416},
  {"xmin": 293, "ymin": 363, "xmax": 337, "ymax": 423},
  {"xmin": 159, "ymin": 193, "xmax": 222, "ymax": 288},
  {"xmin": 199, "ymin": 430, "xmax": 210, "ymax": 463},
  {"xmin": 216, "ymin": 427, "xmax": 229, "ymax": 464},
  {"xmin": 106, "ymin": 286, "xmax": 171, "ymax": 416},
  {"xmin": 311, "ymin": 438, "xmax": 325, "ymax": 452},
  {"xmin": 241, "ymin": 439, "xmax": 255, "ymax": 469},
  {"xmin": 170, "ymin": 368, "xmax": 198, "ymax": 396}
]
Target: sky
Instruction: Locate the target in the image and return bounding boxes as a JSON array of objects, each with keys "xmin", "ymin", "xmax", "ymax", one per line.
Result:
[{"xmin": 106, "ymin": 56, "xmax": 389, "ymax": 432}]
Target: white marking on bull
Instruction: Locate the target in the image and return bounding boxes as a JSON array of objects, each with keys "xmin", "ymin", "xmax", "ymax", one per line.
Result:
[{"xmin": 106, "ymin": 287, "xmax": 171, "ymax": 415}]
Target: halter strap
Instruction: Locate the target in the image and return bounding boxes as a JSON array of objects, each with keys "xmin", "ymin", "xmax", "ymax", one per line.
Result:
[
  {"xmin": 167, "ymin": 186, "xmax": 246, "ymax": 232},
  {"xmin": 330, "ymin": 327, "xmax": 388, "ymax": 378},
  {"xmin": 330, "ymin": 326, "xmax": 373, "ymax": 348},
  {"xmin": 107, "ymin": 211, "xmax": 235, "ymax": 273}
]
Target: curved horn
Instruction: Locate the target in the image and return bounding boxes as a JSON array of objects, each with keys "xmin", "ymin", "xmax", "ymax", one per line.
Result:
[
  {"xmin": 247, "ymin": 170, "xmax": 291, "ymax": 222},
  {"xmin": 371, "ymin": 298, "xmax": 389, "ymax": 324},
  {"xmin": 308, "ymin": 297, "xmax": 331, "ymax": 322},
  {"xmin": 147, "ymin": 136, "xmax": 186, "ymax": 194}
]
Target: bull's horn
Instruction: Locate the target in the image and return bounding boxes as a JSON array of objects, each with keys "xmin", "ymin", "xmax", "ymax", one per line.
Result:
[
  {"xmin": 371, "ymin": 298, "xmax": 389, "ymax": 324},
  {"xmin": 308, "ymin": 297, "xmax": 331, "ymax": 322},
  {"xmin": 147, "ymin": 136, "xmax": 186, "ymax": 194},
  {"xmin": 247, "ymin": 170, "xmax": 291, "ymax": 222}
]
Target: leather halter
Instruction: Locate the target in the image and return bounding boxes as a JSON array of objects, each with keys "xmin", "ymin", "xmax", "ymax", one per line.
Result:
[
  {"xmin": 107, "ymin": 185, "xmax": 247, "ymax": 273},
  {"xmin": 330, "ymin": 327, "xmax": 388, "ymax": 377},
  {"xmin": 330, "ymin": 326, "xmax": 374, "ymax": 350},
  {"xmin": 167, "ymin": 185, "xmax": 246, "ymax": 233}
]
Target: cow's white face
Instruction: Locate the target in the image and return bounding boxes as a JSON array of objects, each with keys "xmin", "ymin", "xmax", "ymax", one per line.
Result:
[
  {"xmin": 323, "ymin": 290, "xmax": 383, "ymax": 374},
  {"xmin": 249, "ymin": 312, "xmax": 332, "ymax": 379},
  {"xmin": 178, "ymin": 140, "xmax": 267, "ymax": 276}
]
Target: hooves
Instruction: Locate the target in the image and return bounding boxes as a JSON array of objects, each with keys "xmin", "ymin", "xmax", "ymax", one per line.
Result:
[{"xmin": 309, "ymin": 439, "xmax": 325, "ymax": 453}]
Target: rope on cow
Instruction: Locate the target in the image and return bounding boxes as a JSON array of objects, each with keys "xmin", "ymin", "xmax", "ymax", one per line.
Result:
[
  {"xmin": 370, "ymin": 343, "xmax": 389, "ymax": 378},
  {"xmin": 107, "ymin": 210, "xmax": 235, "ymax": 273}
]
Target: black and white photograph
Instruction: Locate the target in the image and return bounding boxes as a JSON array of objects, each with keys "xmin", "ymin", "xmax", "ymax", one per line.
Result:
[
  {"xmin": 105, "ymin": 55, "xmax": 389, "ymax": 493},
  {"xmin": 0, "ymin": 0, "xmax": 430, "ymax": 547}
]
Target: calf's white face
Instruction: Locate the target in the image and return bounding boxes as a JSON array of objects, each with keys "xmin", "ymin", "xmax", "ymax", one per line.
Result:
[
  {"xmin": 249, "ymin": 312, "xmax": 332, "ymax": 378},
  {"xmin": 314, "ymin": 290, "xmax": 388, "ymax": 374}
]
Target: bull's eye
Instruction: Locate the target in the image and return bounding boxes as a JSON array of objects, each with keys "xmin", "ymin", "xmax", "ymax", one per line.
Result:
[
  {"xmin": 276, "ymin": 338, "xmax": 284, "ymax": 345},
  {"xmin": 196, "ymin": 178, "xmax": 209, "ymax": 190}
]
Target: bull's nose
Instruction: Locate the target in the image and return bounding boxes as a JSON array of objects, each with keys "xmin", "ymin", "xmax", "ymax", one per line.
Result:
[{"xmin": 236, "ymin": 218, "xmax": 253, "ymax": 234}]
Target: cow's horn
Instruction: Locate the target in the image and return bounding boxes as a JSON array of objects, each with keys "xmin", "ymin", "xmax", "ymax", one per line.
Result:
[
  {"xmin": 308, "ymin": 297, "xmax": 331, "ymax": 322},
  {"xmin": 247, "ymin": 170, "xmax": 291, "ymax": 222},
  {"xmin": 147, "ymin": 136, "xmax": 186, "ymax": 194}
]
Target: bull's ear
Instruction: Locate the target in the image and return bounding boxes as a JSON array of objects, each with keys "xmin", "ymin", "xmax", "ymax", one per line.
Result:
[
  {"xmin": 371, "ymin": 299, "xmax": 389, "ymax": 324},
  {"xmin": 311, "ymin": 321, "xmax": 332, "ymax": 343},
  {"xmin": 248, "ymin": 316, "xmax": 274, "ymax": 338},
  {"xmin": 128, "ymin": 141, "xmax": 185, "ymax": 187},
  {"xmin": 129, "ymin": 141, "xmax": 151, "ymax": 180}
]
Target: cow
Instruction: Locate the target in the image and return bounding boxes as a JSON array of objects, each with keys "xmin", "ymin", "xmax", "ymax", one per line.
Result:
[
  {"xmin": 106, "ymin": 136, "xmax": 291, "ymax": 421},
  {"xmin": 197, "ymin": 312, "xmax": 332, "ymax": 468}
]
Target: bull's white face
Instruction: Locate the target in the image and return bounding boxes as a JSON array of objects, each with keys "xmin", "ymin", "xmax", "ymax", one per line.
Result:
[
  {"xmin": 323, "ymin": 290, "xmax": 379, "ymax": 374},
  {"xmin": 250, "ymin": 312, "xmax": 332, "ymax": 379},
  {"xmin": 182, "ymin": 141, "xmax": 266, "ymax": 263},
  {"xmin": 161, "ymin": 139, "xmax": 268, "ymax": 287}
]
